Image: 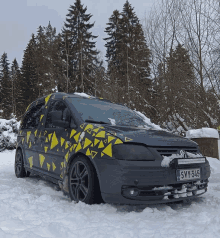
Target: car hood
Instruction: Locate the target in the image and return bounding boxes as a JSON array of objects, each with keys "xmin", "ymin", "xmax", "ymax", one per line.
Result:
[{"xmin": 104, "ymin": 125, "xmax": 197, "ymax": 147}]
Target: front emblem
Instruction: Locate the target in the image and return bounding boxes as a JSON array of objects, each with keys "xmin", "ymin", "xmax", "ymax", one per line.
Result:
[{"xmin": 180, "ymin": 150, "xmax": 188, "ymax": 158}]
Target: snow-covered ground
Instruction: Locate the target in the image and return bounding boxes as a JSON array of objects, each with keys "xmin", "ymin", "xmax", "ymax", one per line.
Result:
[{"xmin": 1, "ymin": 150, "xmax": 220, "ymax": 238}]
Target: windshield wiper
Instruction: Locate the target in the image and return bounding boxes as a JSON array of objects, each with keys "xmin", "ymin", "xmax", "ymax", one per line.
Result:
[{"xmin": 85, "ymin": 119, "xmax": 110, "ymax": 124}]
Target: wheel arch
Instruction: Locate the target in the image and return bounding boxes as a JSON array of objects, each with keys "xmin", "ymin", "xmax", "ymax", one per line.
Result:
[{"xmin": 67, "ymin": 152, "xmax": 102, "ymax": 185}]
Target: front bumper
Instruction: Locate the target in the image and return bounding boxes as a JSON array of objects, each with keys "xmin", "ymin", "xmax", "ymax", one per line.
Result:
[{"xmin": 95, "ymin": 157, "xmax": 210, "ymax": 205}]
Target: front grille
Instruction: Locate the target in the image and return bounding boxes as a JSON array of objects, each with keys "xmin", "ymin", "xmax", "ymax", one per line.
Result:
[
  {"xmin": 156, "ymin": 147, "xmax": 198, "ymax": 157},
  {"xmin": 156, "ymin": 149, "xmax": 178, "ymax": 157}
]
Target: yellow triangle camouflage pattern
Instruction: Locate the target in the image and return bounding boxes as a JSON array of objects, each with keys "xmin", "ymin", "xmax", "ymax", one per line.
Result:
[
  {"xmin": 94, "ymin": 138, "xmax": 100, "ymax": 146},
  {"xmin": 70, "ymin": 129, "xmax": 77, "ymax": 138},
  {"xmin": 86, "ymin": 148, "xmax": 91, "ymax": 156},
  {"xmin": 39, "ymin": 154, "xmax": 45, "ymax": 168},
  {"xmin": 50, "ymin": 131, "xmax": 59, "ymax": 149},
  {"xmin": 114, "ymin": 139, "xmax": 123, "ymax": 145},
  {"xmin": 83, "ymin": 138, "xmax": 92, "ymax": 149},
  {"xmin": 45, "ymin": 94, "xmax": 52, "ymax": 105},
  {"xmin": 65, "ymin": 152, "xmax": 69, "ymax": 162},
  {"xmin": 52, "ymin": 162, "xmax": 56, "ymax": 171},
  {"xmin": 34, "ymin": 130, "xmax": 38, "ymax": 137},
  {"xmin": 29, "ymin": 141, "xmax": 31, "ymax": 148},
  {"xmin": 47, "ymin": 163, "xmax": 51, "ymax": 171},
  {"xmin": 22, "ymin": 138, "xmax": 24, "ymax": 144},
  {"xmin": 44, "ymin": 130, "xmax": 47, "ymax": 136},
  {"xmin": 74, "ymin": 132, "xmax": 80, "ymax": 143},
  {"xmin": 45, "ymin": 137, "xmax": 48, "ymax": 142},
  {"xmin": 28, "ymin": 156, "xmax": 33, "ymax": 168},
  {"xmin": 84, "ymin": 124, "xmax": 94, "ymax": 131},
  {"xmin": 40, "ymin": 115, "xmax": 44, "ymax": 121},
  {"xmin": 44, "ymin": 146, "xmax": 48, "ymax": 153},
  {"xmin": 91, "ymin": 150, "xmax": 98, "ymax": 159},
  {"xmin": 65, "ymin": 141, "xmax": 69, "ymax": 149},
  {"xmin": 102, "ymin": 143, "xmax": 112, "ymax": 157},
  {"xmin": 48, "ymin": 133, "xmax": 52, "ymax": 141},
  {"xmin": 60, "ymin": 137, "xmax": 65, "ymax": 147},
  {"xmin": 95, "ymin": 131, "xmax": 105, "ymax": 138},
  {"xmin": 98, "ymin": 140, "xmax": 104, "ymax": 148},
  {"xmin": 75, "ymin": 142, "xmax": 82, "ymax": 152},
  {"xmin": 80, "ymin": 124, "xmax": 85, "ymax": 129},
  {"xmin": 61, "ymin": 162, "xmax": 64, "ymax": 169},
  {"xmin": 108, "ymin": 136, "xmax": 115, "ymax": 143},
  {"xmin": 39, "ymin": 132, "xmax": 42, "ymax": 138},
  {"xmin": 125, "ymin": 137, "xmax": 133, "ymax": 142},
  {"xmin": 27, "ymin": 131, "xmax": 31, "ymax": 143},
  {"xmin": 101, "ymin": 152, "xmax": 104, "ymax": 157}
]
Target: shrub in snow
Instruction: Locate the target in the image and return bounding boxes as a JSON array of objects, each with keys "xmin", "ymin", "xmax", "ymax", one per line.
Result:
[{"xmin": 0, "ymin": 119, "xmax": 20, "ymax": 152}]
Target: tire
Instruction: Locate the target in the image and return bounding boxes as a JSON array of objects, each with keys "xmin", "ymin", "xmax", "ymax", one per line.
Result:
[
  {"xmin": 14, "ymin": 149, "xmax": 30, "ymax": 178},
  {"xmin": 68, "ymin": 155, "xmax": 103, "ymax": 205}
]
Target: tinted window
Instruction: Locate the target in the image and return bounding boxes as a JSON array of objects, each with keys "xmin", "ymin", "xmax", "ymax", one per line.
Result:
[
  {"xmin": 45, "ymin": 100, "xmax": 71, "ymax": 128},
  {"xmin": 21, "ymin": 102, "xmax": 45, "ymax": 129}
]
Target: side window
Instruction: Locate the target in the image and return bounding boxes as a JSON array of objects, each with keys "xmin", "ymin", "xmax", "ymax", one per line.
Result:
[
  {"xmin": 45, "ymin": 100, "xmax": 71, "ymax": 128},
  {"xmin": 21, "ymin": 102, "xmax": 45, "ymax": 129}
]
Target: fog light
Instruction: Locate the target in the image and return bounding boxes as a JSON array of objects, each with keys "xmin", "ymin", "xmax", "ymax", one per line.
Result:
[{"xmin": 129, "ymin": 189, "xmax": 139, "ymax": 196}]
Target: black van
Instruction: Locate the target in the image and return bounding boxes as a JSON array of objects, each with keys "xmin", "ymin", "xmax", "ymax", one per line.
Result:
[{"xmin": 15, "ymin": 92, "xmax": 210, "ymax": 204}]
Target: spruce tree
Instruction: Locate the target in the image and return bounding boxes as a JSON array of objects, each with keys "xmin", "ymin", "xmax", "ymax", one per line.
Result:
[
  {"xmin": 20, "ymin": 34, "xmax": 38, "ymax": 111},
  {"xmin": 104, "ymin": 1, "xmax": 151, "ymax": 112},
  {"xmin": 62, "ymin": 0, "xmax": 100, "ymax": 94},
  {"xmin": 11, "ymin": 58, "xmax": 22, "ymax": 118},
  {"xmin": 163, "ymin": 44, "xmax": 198, "ymax": 130},
  {"xmin": 0, "ymin": 53, "xmax": 12, "ymax": 119},
  {"xmin": 104, "ymin": 10, "xmax": 123, "ymax": 103}
]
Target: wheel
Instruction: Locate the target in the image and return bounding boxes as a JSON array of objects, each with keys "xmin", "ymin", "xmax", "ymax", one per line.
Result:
[
  {"xmin": 68, "ymin": 155, "xmax": 103, "ymax": 204},
  {"xmin": 15, "ymin": 150, "xmax": 30, "ymax": 178}
]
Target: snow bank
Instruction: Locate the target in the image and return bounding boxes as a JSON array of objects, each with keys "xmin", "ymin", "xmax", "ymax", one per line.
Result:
[
  {"xmin": 186, "ymin": 127, "xmax": 219, "ymax": 139},
  {"xmin": 0, "ymin": 119, "xmax": 20, "ymax": 151}
]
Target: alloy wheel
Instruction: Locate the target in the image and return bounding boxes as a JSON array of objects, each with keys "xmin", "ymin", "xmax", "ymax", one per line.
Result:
[{"xmin": 70, "ymin": 161, "xmax": 89, "ymax": 202}]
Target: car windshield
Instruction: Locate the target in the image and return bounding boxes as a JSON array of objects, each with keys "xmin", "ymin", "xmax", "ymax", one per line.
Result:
[{"xmin": 66, "ymin": 97, "xmax": 153, "ymax": 128}]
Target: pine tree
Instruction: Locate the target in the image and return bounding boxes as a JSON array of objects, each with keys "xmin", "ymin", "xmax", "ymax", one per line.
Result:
[
  {"xmin": 0, "ymin": 53, "xmax": 12, "ymax": 119},
  {"xmin": 62, "ymin": 0, "xmax": 100, "ymax": 94},
  {"xmin": 20, "ymin": 34, "xmax": 38, "ymax": 112}
]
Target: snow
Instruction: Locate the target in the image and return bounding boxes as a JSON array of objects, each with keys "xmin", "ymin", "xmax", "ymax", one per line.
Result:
[
  {"xmin": 186, "ymin": 127, "xmax": 219, "ymax": 139},
  {"xmin": 0, "ymin": 150, "xmax": 220, "ymax": 238},
  {"xmin": 0, "ymin": 119, "xmax": 20, "ymax": 151},
  {"xmin": 161, "ymin": 151, "xmax": 204, "ymax": 167},
  {"xmin": 134, "ymin": 110, "xmax": 162, "ymax": 130}
]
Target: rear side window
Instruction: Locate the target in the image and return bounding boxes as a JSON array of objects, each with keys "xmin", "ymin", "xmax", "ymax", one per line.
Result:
[{"xmin": 21, "ymin": 102, "xmax": 45, "ymax": 129}]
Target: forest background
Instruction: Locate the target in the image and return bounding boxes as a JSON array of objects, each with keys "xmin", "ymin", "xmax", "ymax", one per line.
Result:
[{"xmin": 1, "ymin": 0, "xmax": 220, "ymax": 135}]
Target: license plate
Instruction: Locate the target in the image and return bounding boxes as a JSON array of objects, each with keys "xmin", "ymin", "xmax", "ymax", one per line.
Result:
[{"xmin": 176, "ymin": 168, "xmax": 200, "ymax": 181}]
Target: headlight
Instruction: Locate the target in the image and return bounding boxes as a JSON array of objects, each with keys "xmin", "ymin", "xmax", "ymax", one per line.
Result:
[{"xmin": 113, "ymin": 144, "xmax": 155, "ymax": 161}]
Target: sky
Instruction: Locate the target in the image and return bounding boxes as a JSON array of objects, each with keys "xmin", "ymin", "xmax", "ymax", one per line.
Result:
[{"xmin": 0, "ymin": 0, "xmax": 154, "ymax": 68}]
